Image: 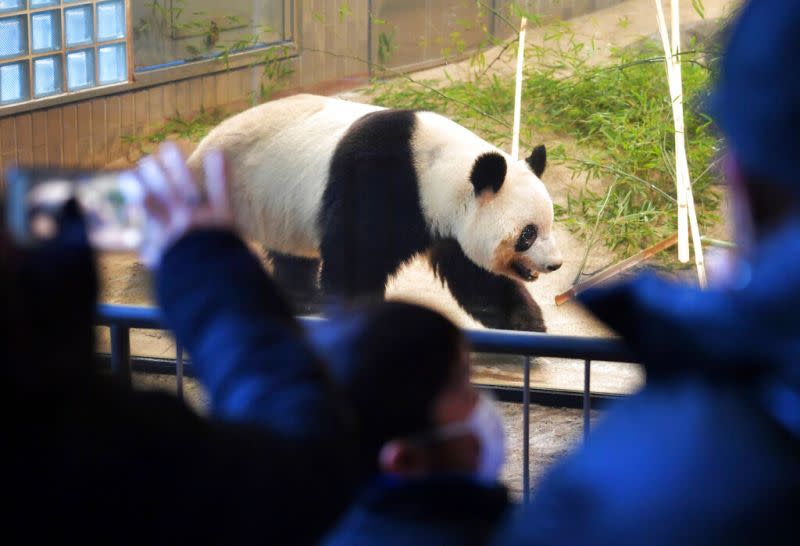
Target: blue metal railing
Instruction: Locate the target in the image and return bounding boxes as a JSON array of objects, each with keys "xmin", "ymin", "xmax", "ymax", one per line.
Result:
[{"xmin": 95, "ymin": 303, "xmax": 638, "ymax": 501}]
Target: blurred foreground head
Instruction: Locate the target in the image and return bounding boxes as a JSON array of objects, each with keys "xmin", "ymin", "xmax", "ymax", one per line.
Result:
[
  {"xmin": 313, "ymin": 301, "xmax": 505, "ymax": 483},
  {"xmin": 711, "ymin": 0, "xmax": 800, "ymax": 249},
  {"xmin": 0, "ymin": 201, "xmax": 97, "ymax": 398}
]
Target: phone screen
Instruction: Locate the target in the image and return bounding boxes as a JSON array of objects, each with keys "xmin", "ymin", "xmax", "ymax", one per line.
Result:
[{"xmin": 4, "ymin": 167, "xmax": 145, "ymax": 251}]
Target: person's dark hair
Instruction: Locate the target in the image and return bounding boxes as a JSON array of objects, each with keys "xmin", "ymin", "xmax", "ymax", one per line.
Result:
[
  {"xmin": 324, "ymin": 301, "xmax": 465, "ymax": 477},
  {"xmin": 1, "ymin": 201, "xmax": 98, "ymax": 396}
]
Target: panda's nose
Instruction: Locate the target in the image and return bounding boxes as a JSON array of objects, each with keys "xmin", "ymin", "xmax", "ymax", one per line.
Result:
[{"xmin": 546, "ymin": 262, "xmax": 563, "ymax": 272}]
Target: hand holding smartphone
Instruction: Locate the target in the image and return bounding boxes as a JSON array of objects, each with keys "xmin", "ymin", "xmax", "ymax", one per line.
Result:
[
  {"xmin": 3, "ymin": 143, "xmax": 232, "ymax": 268},
  {"xmin": 5, "ymin": 167, "xmax": 145, "ymax": 251}
]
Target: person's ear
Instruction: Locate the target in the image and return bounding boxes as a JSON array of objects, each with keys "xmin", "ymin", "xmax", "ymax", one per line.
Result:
[
  {"xmin": 724, "ymin": 152, "xmax": 756, "ymax": 256},
  {"xmin": 378, "ymin": 440, "xmax": 430, "ymax": 478}
]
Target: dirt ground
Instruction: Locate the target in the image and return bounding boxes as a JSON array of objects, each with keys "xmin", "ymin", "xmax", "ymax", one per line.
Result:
[{"xmin": 105, "ymin": 0, "xmax": 735, "ymax": 488}]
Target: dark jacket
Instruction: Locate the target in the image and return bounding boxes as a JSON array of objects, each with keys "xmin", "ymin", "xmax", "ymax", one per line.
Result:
[
  {"xmin": 491, "ymin": 222, "xmax": 800, "ymax": 546},
  {"xmin": 322, "ymin": 476, "xmax": 510, "ymax": 546},
  {"xmin": 4, "ymin": 215, "xmax": 356, "ymax": 545}
]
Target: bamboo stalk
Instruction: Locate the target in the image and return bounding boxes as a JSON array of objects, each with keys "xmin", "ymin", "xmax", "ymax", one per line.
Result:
[
  {"xmin": 511, "ymin": 16, "xmax": 528, "ymax": 161},
  {"xmin": 555, "ymin": 234, "xmax": 680, "ymax": 306},
  {"xmin": 654, "ymin": 0, "xmax": 689, "ymax": 264},
  {"xmin": 655, "ymin": 0, "xmax": 706, "ymax": 286},
  {"xmin": 669, "ymin": 0, "xmax": 707, "ymax": 286}
]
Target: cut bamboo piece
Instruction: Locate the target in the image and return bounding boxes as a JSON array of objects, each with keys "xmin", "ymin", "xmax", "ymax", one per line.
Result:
[
  {"xmin": 511, "ymin": 16, "xmax": 528, "ymax": 161},
  {"xmin": 555, "ymin": 234, "xmax": 680, "ymax": 306}
]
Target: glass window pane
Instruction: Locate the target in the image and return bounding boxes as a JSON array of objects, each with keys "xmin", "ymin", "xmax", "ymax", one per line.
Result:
[
  {"xmin": 65, "ymin": 5, "xmax": 93, "ymax": 46},
  {"xmin": 97, "ymin": 42, "xmax": 126, "ymax": 84},
  {"xmin": 0, "ymin": 0, "xmax": 25, "ymax": 13},
  {"xmin": 66, "ymin": 48, "xmax": 94, "ymax": 90},
  {"xmin": 0, "ymin": 15, "xmax": 27, "ymax": 58},
  {"xmin": 33, "ymin": 54, "xmax": 62, "ymax": 97},
  {"xmin": 96, "ymin": 0, "xmax": 125, "ymax": 42},
  {"xmin": 133, "ymin": 0, "xmax": 285, "ymax": 70},
  {"xmin": 30, "ymin": 0, "xmax": 58, "ymax": 7},
  {"xmin": 0, "ymin": 60, "xmax": 28, "ymax": 103},
  {"xmin": 31, "ymin": 10, "xmax": 61, "ymax": 53}
]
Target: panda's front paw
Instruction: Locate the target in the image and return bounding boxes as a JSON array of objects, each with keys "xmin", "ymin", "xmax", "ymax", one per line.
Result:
[
  {"xmin": 506, "ymin": 285, "xmax": 546, "ymax": 333},
  {"xmin": 508, "ymin": 308, "xmax": 546, "ymax": 333}
]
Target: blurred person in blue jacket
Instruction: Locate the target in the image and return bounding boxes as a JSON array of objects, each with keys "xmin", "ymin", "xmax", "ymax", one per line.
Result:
[
  {"xmin": 2, "ymin": 144, "xmax": 356, "ymax": 545},
  {"xmin": 491, "ymin": 1, "xmax": 800, "ymax": 545},
  {"xmin": 314, "ymin": 301, "xmax": 510, "ymax": 546}
]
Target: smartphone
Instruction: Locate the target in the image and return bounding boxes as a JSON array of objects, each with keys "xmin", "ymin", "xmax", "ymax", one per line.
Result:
[{"xmin": 4, "ymin": 166, "xmax": 145, "ymax": 251}]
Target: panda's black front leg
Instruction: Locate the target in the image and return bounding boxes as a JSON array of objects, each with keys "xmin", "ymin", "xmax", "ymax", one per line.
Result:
[
  {"xmin": 429, "ymin": 239, "xmax": 546, "ymax": 332},
  {"xmin": 268, "ymin": 251, "xmax": 322, "ymax": 312}
]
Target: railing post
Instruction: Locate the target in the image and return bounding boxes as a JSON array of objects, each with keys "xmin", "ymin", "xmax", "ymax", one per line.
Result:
[
  {"xmin": 110, "ymin": 325, "xmax": 132, "ymax": 388},
  {"xmin": 583, "ymin": 359, "xmax": 591, "ymax": 441},
  {"xmin": 176, "ymin": 343, "xmax": 184, "ymax": 402},
  {"xmin": 523, "ymin": 355, "xmax": 531, "ymax": 504}
]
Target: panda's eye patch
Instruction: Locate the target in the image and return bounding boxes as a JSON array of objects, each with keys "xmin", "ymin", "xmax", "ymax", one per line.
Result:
[{"xmin": 515, "ymin": 224, "xmax": 538, "ymax": 252}]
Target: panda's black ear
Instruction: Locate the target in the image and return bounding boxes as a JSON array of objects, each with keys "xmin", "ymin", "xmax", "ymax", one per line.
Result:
[
  {"xmin": 526, "ymin": 144, "xmax": 547, "ymax": 178},
  {"xmin": 470, "ymin": 152, "xmax": 507, "ymax": 196}
]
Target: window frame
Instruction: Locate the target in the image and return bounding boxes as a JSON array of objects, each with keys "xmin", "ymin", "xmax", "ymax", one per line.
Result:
[
  {"xmin": 0, "ymin": 0, "xmax": 297, "ymax": 117},
  {"xmin": 0, "ymin": 1, "xmax": 130, "ymax": 106}
]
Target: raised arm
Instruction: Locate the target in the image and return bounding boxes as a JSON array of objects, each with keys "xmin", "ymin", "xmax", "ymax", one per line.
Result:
[{"xmin": 138, "ymin": 143, "xmax": 351, "ymax": 443}]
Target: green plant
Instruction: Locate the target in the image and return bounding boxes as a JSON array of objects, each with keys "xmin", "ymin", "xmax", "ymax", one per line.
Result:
[
  {"xmin": 121, "ymin": 108, "xmax": 227, "ymax": 154},
  {"xmin": 253, "ymin": 45, "xmax": 296, "ymax": 103}
]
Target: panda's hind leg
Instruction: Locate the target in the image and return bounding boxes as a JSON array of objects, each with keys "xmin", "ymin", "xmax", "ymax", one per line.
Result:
[
  {"xmin": 268, "ymin": 251, "xmax": 321, "ymax": 312},
  {"xmin": 429, "ymin": 239, "xmax": 546, "ymax": 332}
]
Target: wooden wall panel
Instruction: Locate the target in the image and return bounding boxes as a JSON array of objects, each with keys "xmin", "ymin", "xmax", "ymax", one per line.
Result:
[
  {"xmin": 31, "ymin": 111, "xmax": 48, "ymax": 166},
  {"xmin": 134, "ymin": 90, "xmax": 149, "ymax": 139},
  {"xmin": 162, "ymin": 83, "xmax": 177, "ymax": 119},
  {"xmin": 120, "ymin": 94, "xmax": 135, "ymax": 158},
  {"xmin": 76, "ymin": 102, "xmax": 93, "ymax": 168},
  {"xmin": 215, "ymin": 73, "xmax": 229, "ymax": 111},
  {"xmin": 1, "ymin": 117, "xmax": 17, "ymax": 169},
  {"xmin": 62, "ymin": 106, "xmax": 79, "ymax": 167},
  {"xmin": 91, "ymin": 99, "xmax": 107, "ymax": 167},
  {"xmin": 189, "ymin": 78, "xmax": 203, "ymax": 117},
  {"xmin": 147, "ymin": 87, "xmax": 164, "ymax": 131},
  {"xmin": 106, "ymin": 96, "xmax": 122, "ymax": 165},
  {"xmin": 201, "ymin": 75, "xmax": 217, "ymax": 111},
  {"xmin": 46, "ymin": 109, "xmax": 64, "ymax": 167},
  {"xmin": 15, "ymin": 114, "xmax": 33, "ymax": 167},
  {"xmin": 175, "ymin": 79, "xmax": 190, "ymax": 117}
]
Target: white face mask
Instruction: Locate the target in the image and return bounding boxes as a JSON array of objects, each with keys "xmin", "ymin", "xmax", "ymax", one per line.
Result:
[{"xmin": 434, "ymin": 393, "xmax": 506, "ymax": 483}]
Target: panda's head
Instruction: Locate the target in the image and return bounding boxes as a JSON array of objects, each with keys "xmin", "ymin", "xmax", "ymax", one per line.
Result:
[{"xmin": 457, "ymin": 145, "xmax": 562, "ymax": 282}]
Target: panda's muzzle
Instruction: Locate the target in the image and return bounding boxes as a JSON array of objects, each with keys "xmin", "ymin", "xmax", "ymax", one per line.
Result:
[{"xmin": 512, "ymin": 260, "xmax": 539, "ymax": 282}]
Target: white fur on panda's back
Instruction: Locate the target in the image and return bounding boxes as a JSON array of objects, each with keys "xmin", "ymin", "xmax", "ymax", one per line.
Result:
[{"xmin": 189, "ymin": 94, "xmax": 384, "ymax": 257}]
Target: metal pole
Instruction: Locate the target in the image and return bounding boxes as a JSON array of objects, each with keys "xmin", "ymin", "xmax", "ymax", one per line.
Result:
[
  {"xmin": 367, "ymin": 0, "xmax": 373, "ymax": 78},
  {"xmin": 176, "ymin": 343, "xmax": 184, "ymax": 402},
  {"xmin": 583, "ymin": 359, "xmax": 591, "ymax": 441},
  {"xmin": 110, "ymin": 325, "xmax": 132, "ymax": 387},
  {"xmin": 523, "ymin": 355, "xmax": 531, "ymax": 504}
]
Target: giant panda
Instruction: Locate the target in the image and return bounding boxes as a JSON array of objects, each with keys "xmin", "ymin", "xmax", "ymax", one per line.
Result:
[{"xmin": 187, "ymin": 94, "xmax": 562, "ymax": 332}]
